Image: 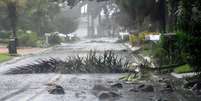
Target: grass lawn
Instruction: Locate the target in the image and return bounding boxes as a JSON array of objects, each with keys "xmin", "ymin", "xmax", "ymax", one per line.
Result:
[
  {"xmin": 0, "ymin": 53, "xmax": 12, "ymax": 63},
  {"xmin": 174, "ymin": 64, "xmax": 193, "ymax": 74}
]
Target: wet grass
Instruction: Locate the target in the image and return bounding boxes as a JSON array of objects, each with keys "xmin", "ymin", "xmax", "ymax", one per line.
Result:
[
  {"xmin": 5, "ymin": 50, "xmax": 130, "ymax": 74},
  {"xmin": 174, "ymin": 64, "xmax": 193, "ymax": 74},
  {"xmin": 0, "ymin": 53, "xmax": 12, "ymax": 63}
]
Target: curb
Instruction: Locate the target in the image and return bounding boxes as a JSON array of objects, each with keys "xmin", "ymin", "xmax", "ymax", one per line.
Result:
[{"xmin": 171, "ymin": 72, "xmax": 196, "ymax": 79}]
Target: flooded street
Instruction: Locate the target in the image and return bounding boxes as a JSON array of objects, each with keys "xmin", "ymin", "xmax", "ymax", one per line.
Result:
[
  {"xmin": 0, "ymin": 0, "xmax": 201, "ymax": 100},
  {"xmin": 0, "ymin": 73, "xmax": 185, "ymax": 101},
  {"xmin": 0, "ymin": 74, "xmax": 123, "ymax": 101},
  {"xmin": 0, "ymin": 38, "xmax": 130, "ymax": 73},
  {"xmin": 0, "ymin": 38, "xmax": 132, "ymax": 101},
  {"xmin": 0, "ymin": 38, "xmax": 200, "ymax": 101}
]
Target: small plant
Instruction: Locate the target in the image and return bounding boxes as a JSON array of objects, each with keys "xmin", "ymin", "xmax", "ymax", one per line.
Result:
[{"xmin": 5, "ymin": 50, "xmax": 130, "ymax": 74}]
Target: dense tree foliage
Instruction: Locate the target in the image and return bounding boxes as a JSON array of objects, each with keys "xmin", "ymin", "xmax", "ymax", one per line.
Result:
[
  {"xmin": 0, "ymin": 0, "xmax": 27, "ymax": 54},
  {"xmin": 54, "ymin": 14, "xmax": 78, "ymax": 34},
  {"xmin": 176, "ymin": 0, "xmax": 201, "ymax": 77},
  {"xmin": 114, "ymin": 0, "xmax": 201, "ymax": 77},
  {"xmin": 0, "ymin": 0, "xmax": 79, "ymax": 37},
  {"xmin": 115, "ymin": 0, "xmax": 163, "ymax": 32},
  {"xmin": 0, "ymin": 0, "xmax": 80, "ymax": 53}
]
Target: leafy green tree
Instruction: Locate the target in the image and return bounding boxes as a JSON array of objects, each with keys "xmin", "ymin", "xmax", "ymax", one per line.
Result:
[
  {"xmin": 0, "ymin": 3, "xmax": 9, "ymax": 31},
  {"xmin": 27, "ymin": 0, "xmax": 55, "ymax": 36},
  {"xmin": 0, "ymin": 0, "xmax": 26, "ymax": 54},
  {"xmin": 176, "ymin": 0, "xmax": 201, "ymax": 77},
  {"xmin": 166, "ymin": 0, "xmax": 180, "ymax": 32},
  {"xmin": 116, "ymin": 0, "xmax": 161, "ymax": 31},
  {"xmin": 16, "ymin": 0, "xmax": 61, "ymax": 36},
  {"xmin": 54, "ymin": 15, "xmax": 78, "ymax": 34},
  {"xmin": 17, "ymin": 30, "xmax": 39, "ymax": 47}
]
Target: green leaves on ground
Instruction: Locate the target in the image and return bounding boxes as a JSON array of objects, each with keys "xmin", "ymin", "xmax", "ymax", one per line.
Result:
[{"xmin": 119, "ymin": 73, "xmax": 138, "ymax": 82}]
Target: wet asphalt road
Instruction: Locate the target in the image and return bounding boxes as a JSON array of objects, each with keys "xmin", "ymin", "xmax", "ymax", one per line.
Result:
[
  {"xmin": 0, "ymin": 38, "xmax": 198, "ymax": 101},
  {"xmin": 0, "ymin": 38, "xmax": 131, "ymax": 73},
  {"xmin": 0, "ymin": 38, "xmax": 135, "ymax": 101}
]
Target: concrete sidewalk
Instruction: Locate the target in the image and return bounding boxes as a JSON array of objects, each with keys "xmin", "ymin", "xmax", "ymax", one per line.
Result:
[{"xmin": 171, "ymin": 72, "xmax": 196, "ymax": 79}]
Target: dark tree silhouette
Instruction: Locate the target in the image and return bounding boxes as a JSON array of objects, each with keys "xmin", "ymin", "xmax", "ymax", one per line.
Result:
[{"xmin": 3, "ymin": 0, "xmax": 19, "ymax": 54}]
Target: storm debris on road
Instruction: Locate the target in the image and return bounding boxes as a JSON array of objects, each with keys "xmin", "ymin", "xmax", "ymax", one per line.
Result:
[
  {"xmin": 46, "ymin": 83, "xmax": 65, "ymax": 95},
  {"xmin": 5, "ymin": 50, "xmax": 130, "ymax": 74}
]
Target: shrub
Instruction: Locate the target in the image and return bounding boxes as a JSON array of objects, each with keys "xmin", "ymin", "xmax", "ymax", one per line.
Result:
[
  {"xmin": 152, "ymin": 45, "xmax": 168, "ymax": 67},
  {"xmin": 0, "ymin": 31, "xmax": 10, "ymax": 39},
  {"xmin": 175, "ymin": 31, "xmax": 189, "ymax": 63},
  {"xmin": 48, "ymin": 34, "xmax": 61, "ymax": 45},
  {"xmin": 174, "ymin": 64, "xmax": 193, "ymax": 74},
  {"xmin": 129, "ymin": 34, "xmax": 138, "ymax": 46},
  {"xmin": 17, "ymin": 30, "xmax": 38, "ymax": 47},
  {"xmin": 36, "ymin": 38, "xmax": 46, "ymax": 48},
  {"xmin": 129, "ymin": 32, "xmax": 159, "ymax": 46},
  {"xmin": 0, "ymin": 31, "xmax": 10, "ymax": 44},
  {"xmin": 151, "ymin": 33, "xmax": 186, "ymax": 67}
]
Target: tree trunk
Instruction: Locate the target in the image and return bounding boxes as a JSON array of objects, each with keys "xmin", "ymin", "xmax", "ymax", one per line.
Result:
[
  {"xmin": 7, "ymin": 1, "xmax": 18, "ymax": 54},
  {"xmin": 158, "ymin": 0, "xmax": 167, "ymax": 33}
]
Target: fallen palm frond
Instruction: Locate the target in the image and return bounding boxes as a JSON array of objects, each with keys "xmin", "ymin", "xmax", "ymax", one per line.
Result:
[{"xmin": 5, "ymin": 50, "xmax": 130, "ymax": 74}]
